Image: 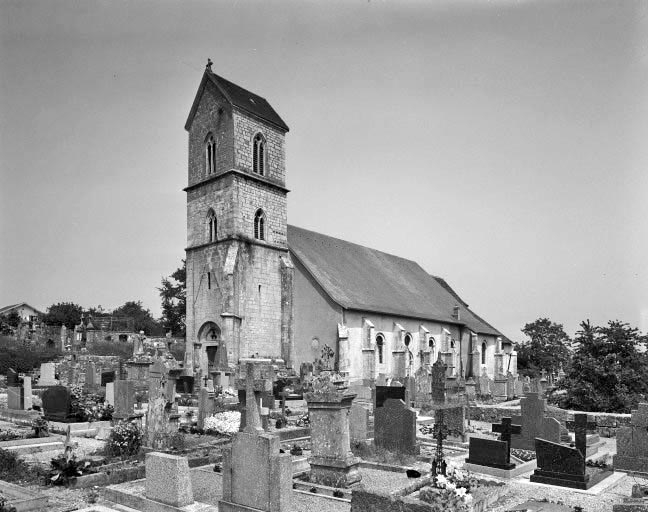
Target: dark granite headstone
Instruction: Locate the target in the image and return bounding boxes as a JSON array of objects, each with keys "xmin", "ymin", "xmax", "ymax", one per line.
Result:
[
  {"xmin": 374, "ymin": 385, "xmax": 406, "ymax": 409},
  {"xmin": 530, "ymin": 438, "xmax": 600, "ymax": 489},
  {"xmin": 465, "ymin": 437, "xmax": 512, "ymax": 469},
  {"xmin": 176, "ymin": 375, "xmax": 195, "ymax": 394},
  {"xmin": 100, "ymin": 371, "xmax": 115, "ymax": 386},
  {"xmin": 6, "ymin": 368, "xmax": 19, "ymax": 387},
  {"xmin": 42, "ymin": 386, "xmax": 72, "ymax": 421}
]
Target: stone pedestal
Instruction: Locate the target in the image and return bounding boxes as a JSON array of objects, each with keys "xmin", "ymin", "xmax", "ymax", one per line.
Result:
[
  {"xmin": 305, "ymin": 391, "xmax": 361, "ymax": 487},
  {"xmin": 145, "ymin": 452, "xmax": 193, "ymax": 507},
  {"xmin": 493, "ymin": 376, "xmax": 508, "ymax": 401}
]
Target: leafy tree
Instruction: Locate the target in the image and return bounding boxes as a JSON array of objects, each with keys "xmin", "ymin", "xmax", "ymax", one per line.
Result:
[
  {"xmin": 158, "ymin": 260, "xmax": 186, "ymax": 336},
  {"xmin": 1, "ymin": 311, "xmax": 22, "ymax": 328},
  {"xmin": 42, "ymin": 302, "xmax": 83, "ymax": 330},
  {"xmin": 556, "ymin": 320, "xmax": 648, "ymax": 413},
  {"xmin": 111, "ymin": 301, "xmax": 163, "ymax": 336},
  {"xmin": 516, "ymin": 318, "xmax": 571, "ymax": 377}
]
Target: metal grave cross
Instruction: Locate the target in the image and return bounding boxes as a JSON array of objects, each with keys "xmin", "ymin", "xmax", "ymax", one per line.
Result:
[
  {"xmin": 431, "ymin": 409, "xmax": 451, "ymax": 476},
  {"xmin": 566, "ymin": 413, "xmax": 597, "ymax": 457},
  {"xmin": 492, "ymin": 417, "xmax": 522, "ymax": 465}
]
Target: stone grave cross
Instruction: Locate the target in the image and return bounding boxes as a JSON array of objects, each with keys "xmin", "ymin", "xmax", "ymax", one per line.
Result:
[
  {"xmin": 432, "ymin": 409, "xmax": 450, "ymax": 476},
  {"xmin": 566, "ymin": 413, "xmax": 597, "ymax": 457},
  {"xmin": 492, "ymin": 417, "xmax": 522, "ymax": 466}
]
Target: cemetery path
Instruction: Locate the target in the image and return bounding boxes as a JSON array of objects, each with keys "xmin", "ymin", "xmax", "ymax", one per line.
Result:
[{"xmin": 488, "ymin": 473, "xmax": 648, "ymax": 512}]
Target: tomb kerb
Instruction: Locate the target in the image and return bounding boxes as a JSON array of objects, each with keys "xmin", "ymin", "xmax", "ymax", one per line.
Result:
[{"xmin": 304, "ymin": 375, "xmax": 362, "ymax": 487}]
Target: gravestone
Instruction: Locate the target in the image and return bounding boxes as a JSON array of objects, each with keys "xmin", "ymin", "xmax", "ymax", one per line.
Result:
[
  {"xmin": 510, "ymin": 392, "xmax": 562, "ymax": 450},
  {"xmin": 374, "ymin": 384, "xmax": 406, "ymax": 409},
  {"xmin": 489, "ymin": 417, "xmax": 522, "ymax": 468},
  {"xmin": 176, "ymin": 375, "xmax": 195, "ymax": 394},
  {"xmin": 236, "ymin": 359, "xmax": 275, "ymax": 431},
  {"xmin": 374, "ymin": 398, "xmax": 419, "ymax": 455},
  {"xmin": 39, "ymin": 362, "xmax": 58, "ymax": 386},
  {"xmin": 478, "ymin": 370, "xmax": 492, "ymax": 397},
  {"xmin": 220, "ymin": 360, "xmax": 292, "ymax": 512},
  {"xmin": 530, "ymin": 414, "xmax": 602, "ymax": 489},
  {"xmin": 6, "ymin": 368, "xmax": 19, "ymax": 386},
  {"xmin": 414, "ymin": 366, "xmax": 431, "ymax": 406},
  {"xmin": 198, "ymin": 387, "xmax": 216, "ymax": 429},
  {"xmin": 614, "ymin": 403, "xmax": 648, "ymax": 474},
  {"xmin": 433, "ymin": 405, "xmax": 467, "ymax": 440},
  {"xmin": 349, "ymin": 402, "xmax": 370, "ymax": 443},
  {"xmin": 23, "ymin": 376, "xmax": 32, "ymax": 410},
  {"xmin": 220, "ymin": 431, "xmax": 293, "ymax": 512},
  {"xmin": 506, "ymin": 372, "xmax": 516, "ymax": 399},
  {"xmin": 305, "ymin": 381, "xmax": 361, "ymax": 487},
  {"xmin": 465, "ymin": 437, "xmax": 514, "ymax": 469},
  {"xmin": 431, "ymin": 356, "xmax": 447, "ymax": 405},
  {"xmin": 7, "ymin": 385, "xmax": 24, "ymax": 410},
  {"xmin": 145, "ymin": 452, "xmax": 193, "ymax": 507},
  {"xmin": 101, "ymin": 371, "xmax": 115, "ymax": 386},
  {"xmin": 42, "ymin": 386, "xmax": 72, "ymax": 421},
  {"xmin": 105, "ymin": 382, "xmax": 115, "ymax": 407},
  {"xmin": 85, "ymin": 362, "xmax": 96, "ymax": 388},
  {"xmin": 113, "ymin": 379, "xmax": 137, "ymax": 421}
]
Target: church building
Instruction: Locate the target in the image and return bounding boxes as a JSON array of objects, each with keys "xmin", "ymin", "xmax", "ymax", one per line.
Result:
[{"xmin": 183, "ymin": 64, "xmax": 516, "ymax": 385}]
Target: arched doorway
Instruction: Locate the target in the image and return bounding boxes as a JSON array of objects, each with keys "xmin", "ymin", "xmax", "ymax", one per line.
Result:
[{"xmin": 198, "ymin": 322, "xmax": 223, "ymax": 370}]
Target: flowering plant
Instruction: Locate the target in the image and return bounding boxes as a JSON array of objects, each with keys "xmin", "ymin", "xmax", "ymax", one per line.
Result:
[
  {"xmin": 203, "ymin": 411, "xmax": 240, "ymax": 435},
  {"xmin": 105, "ymin": 420, "xmax": 142, "ymax": 458},
  {"xmin": 418, "ymin": 469, "xmax": 475, "ymax": 512},
  {"xmin": 69, "ymin": 385, "xmax": 113, "ymax": 422}
]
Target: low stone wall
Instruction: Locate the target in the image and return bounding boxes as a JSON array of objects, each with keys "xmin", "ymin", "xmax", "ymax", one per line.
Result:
[{"xmin": 468, "ymin": 404, "xmax": 632, "ymax": 437}]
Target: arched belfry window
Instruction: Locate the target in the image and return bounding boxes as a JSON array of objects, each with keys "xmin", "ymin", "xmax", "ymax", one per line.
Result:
[
  {"xmin": 376, "ymin": 334, "xmax": 384, "ymax": 364},
  {"xmin": 254, "ymin": 209, "xmax": 266, "ymax": 240},
  {"xmin": 252, "ymin": 133, "xmax": 266, "ymax": 176},
  {"xmin": 205, "ymin": 133, "xmax": 216, "ymax": 175},
  {"xmin": 481, "ymin": 341, "xmax": 487, "ymax": 365},
  {"xmin": 207, "ymin": 209, "xmax": 217, "ymax": 242}
]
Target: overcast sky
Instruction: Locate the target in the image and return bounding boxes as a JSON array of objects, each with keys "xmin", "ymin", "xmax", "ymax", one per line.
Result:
[{"xmin": 1, "ymin": 0, "xmax": 647, "ymax": 341}]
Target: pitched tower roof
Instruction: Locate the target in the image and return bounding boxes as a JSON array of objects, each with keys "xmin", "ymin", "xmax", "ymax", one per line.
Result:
[{"xmin": 185, "ymin": 68, "xmax": 289, "ymax": 132}]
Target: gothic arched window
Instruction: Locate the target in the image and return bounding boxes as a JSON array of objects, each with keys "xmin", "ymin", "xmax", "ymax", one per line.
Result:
[
  {"xmin": 207, "ymin": 209, "xmax": 217, "ymax": 242},
  {"xmin": 254, "ymin": 209, "xmax": 266, "ymax": 240},
  {"xmin": 376, "ymin": 334, "xmax": 384, "ymax": 364},
  {"xmin": 404, "ymin": 333, "xmax": 412, "ymax": 347},
  {"xmin": 205, "ymin": 133, "xmax": 216, "ymax": 175},
  {"xmin": 481, "ymin": 341, "xmax": 487, "ymax": 365},
  {"xmin": 252, "ymin": 133, "xmax": 266, "ymax": 175}
]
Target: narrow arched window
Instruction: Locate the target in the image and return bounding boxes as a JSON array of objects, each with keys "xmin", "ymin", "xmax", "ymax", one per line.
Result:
[
  {"xmin": 481, "ymin": 341, "xmax": 487, "ymax": 365},
  {"xmin": 207, "ymin": 209, "xmax": 217, "ymax": 242},
  {"xmin": 252, "ymin": 133, "xmax": 266, "ymax": 175},
  {"xmin": 376, "ymin": 334, "xmax": 384, "ymax": 364},
  {"xmin": 205, "ymin": 134, "xmax": 216, "ymax": 175},
  {"xmin": 429, "ymin": 336, "xmax": 435, "ymax": 350},
  {"xmin": 254, "ymin": 209, "xmax": 265, "ymax": 240},
  {"xmin": 404, "ymin": 333, "xmax": 412, "ymax": 347}
]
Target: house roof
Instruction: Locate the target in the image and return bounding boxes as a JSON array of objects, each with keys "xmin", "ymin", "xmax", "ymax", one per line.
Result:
[
  {"xmin": 287, "ymin": 225, "xmax": 501, "ymax": 337},
  {"xmin": 185, "ymin": 69, "xmax": 289, "ymax": 132},
  {"xmin": 0, "ymin": 302, "xmax": 43, "ymax": 316}
]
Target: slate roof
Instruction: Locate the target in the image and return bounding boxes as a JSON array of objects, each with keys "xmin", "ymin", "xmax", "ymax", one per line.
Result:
[
  {"xmin": 186, "ymin": 70, "xmax": 289, "ymax": 132},
  {"xmin": 287, "ymin": 225, "xmax": 501, "ymax": 337}
]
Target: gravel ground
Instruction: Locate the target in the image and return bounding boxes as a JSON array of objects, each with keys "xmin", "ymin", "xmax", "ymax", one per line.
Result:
[{"xmin": 488, "ymin": 473, "xmax": 648, "ymax": 512}]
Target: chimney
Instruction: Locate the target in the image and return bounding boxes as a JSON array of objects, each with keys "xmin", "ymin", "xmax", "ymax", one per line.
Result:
[{"xmin": 452, "ymin": 305, "xmax": 460, "ymax": 321}]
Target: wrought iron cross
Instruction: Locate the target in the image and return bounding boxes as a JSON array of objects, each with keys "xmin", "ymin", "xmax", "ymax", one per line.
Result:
[
  {"xmin": 566, "ymin": 413, "xmax": 597, "ymax": 456},
  {"xmin": 492, "ymin": 417, "xmax": 522, "ymax": 465},
  {"xmin": 431, "ymin": 410, "xmax": 450, "ymax": 476}
]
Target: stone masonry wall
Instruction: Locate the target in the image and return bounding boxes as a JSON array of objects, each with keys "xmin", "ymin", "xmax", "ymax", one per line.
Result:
[
  {"xmin": 186, "ymin": 175, "xmax": 235, "ymax": 247},
  {"xmin": 187, "ymin": 80, "xmax": 234, "ymax": 187},
  {"xmin": 469, "ymin": 404, "xmax": 631, "ymax": 437},
  {"xmin": 233, "ymin": 111, "xmax": 286, "ymax": 185}
]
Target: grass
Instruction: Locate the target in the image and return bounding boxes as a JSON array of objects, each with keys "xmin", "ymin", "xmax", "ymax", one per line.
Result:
[{"xmin": 0, "ymin": 449, "xmax": 48, "ymax": 485}]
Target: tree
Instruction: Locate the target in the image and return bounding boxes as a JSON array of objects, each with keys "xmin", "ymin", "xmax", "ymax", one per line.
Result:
[
  {"xmin": 516, "ymin": 317, "xmax": 571, "ymax": 377},
  {"xmin": 556, "ymin": 320, "xmax": 648, "ymax": 413},
  {"xmin": 42, "ymin": 302, "xmax": 83, "ymax": 330},
  {"xmin": 158, "ymin": 260, "xmax": 186, "ymax": 336},
  {"xmin": 1, "ymin": 311, "xmax": 22, "ymax": 328},
  {"xmin": 111, "ymin": 301, "xmax": 163, "ymax": 336}
]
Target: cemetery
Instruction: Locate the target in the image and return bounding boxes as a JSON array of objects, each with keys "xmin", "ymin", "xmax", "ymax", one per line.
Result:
[{"xmin": 0, "ymin": 335, "xmax": 647, "ymax": 512}]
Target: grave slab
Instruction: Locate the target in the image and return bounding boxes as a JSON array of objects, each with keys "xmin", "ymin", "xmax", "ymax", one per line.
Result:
[{"xmin": 0, "ymin": 479, "xmax": 48, "ymax": 512}]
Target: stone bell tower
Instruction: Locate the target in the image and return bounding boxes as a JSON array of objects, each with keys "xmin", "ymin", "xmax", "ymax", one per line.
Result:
[{"xmin": 183, "ymin": 61, "xmax": 294, "ymax": 380}]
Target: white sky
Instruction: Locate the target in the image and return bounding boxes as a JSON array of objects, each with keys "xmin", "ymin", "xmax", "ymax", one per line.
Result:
[{"xmin": 1, "ymin": 0, "xmax": 647, "ymax": 340}]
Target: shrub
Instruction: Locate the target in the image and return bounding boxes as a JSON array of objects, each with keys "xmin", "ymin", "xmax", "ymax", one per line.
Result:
[
  {"xmin": 69, "ymin": 385, "xmax": 113, "ymax": 422},
  {"xmin": 0, "ymin": 337, "xmax": 61, "ymax": 374},
  {"xmin": 0, "ymin": 449, "xmax": 46, "ymax": 484},
  {"xmin": 105, "ymin": 420, "xmax": 143, "ymax": 458},
  {"xmin": 0, "ymin": 493, "xmax": 18, "ymax": 512}
]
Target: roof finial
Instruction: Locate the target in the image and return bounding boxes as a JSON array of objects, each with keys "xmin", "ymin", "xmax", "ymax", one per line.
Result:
[{"xmin": 206, "ymin": 58, "xmax": 213, "ymax": 72}]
